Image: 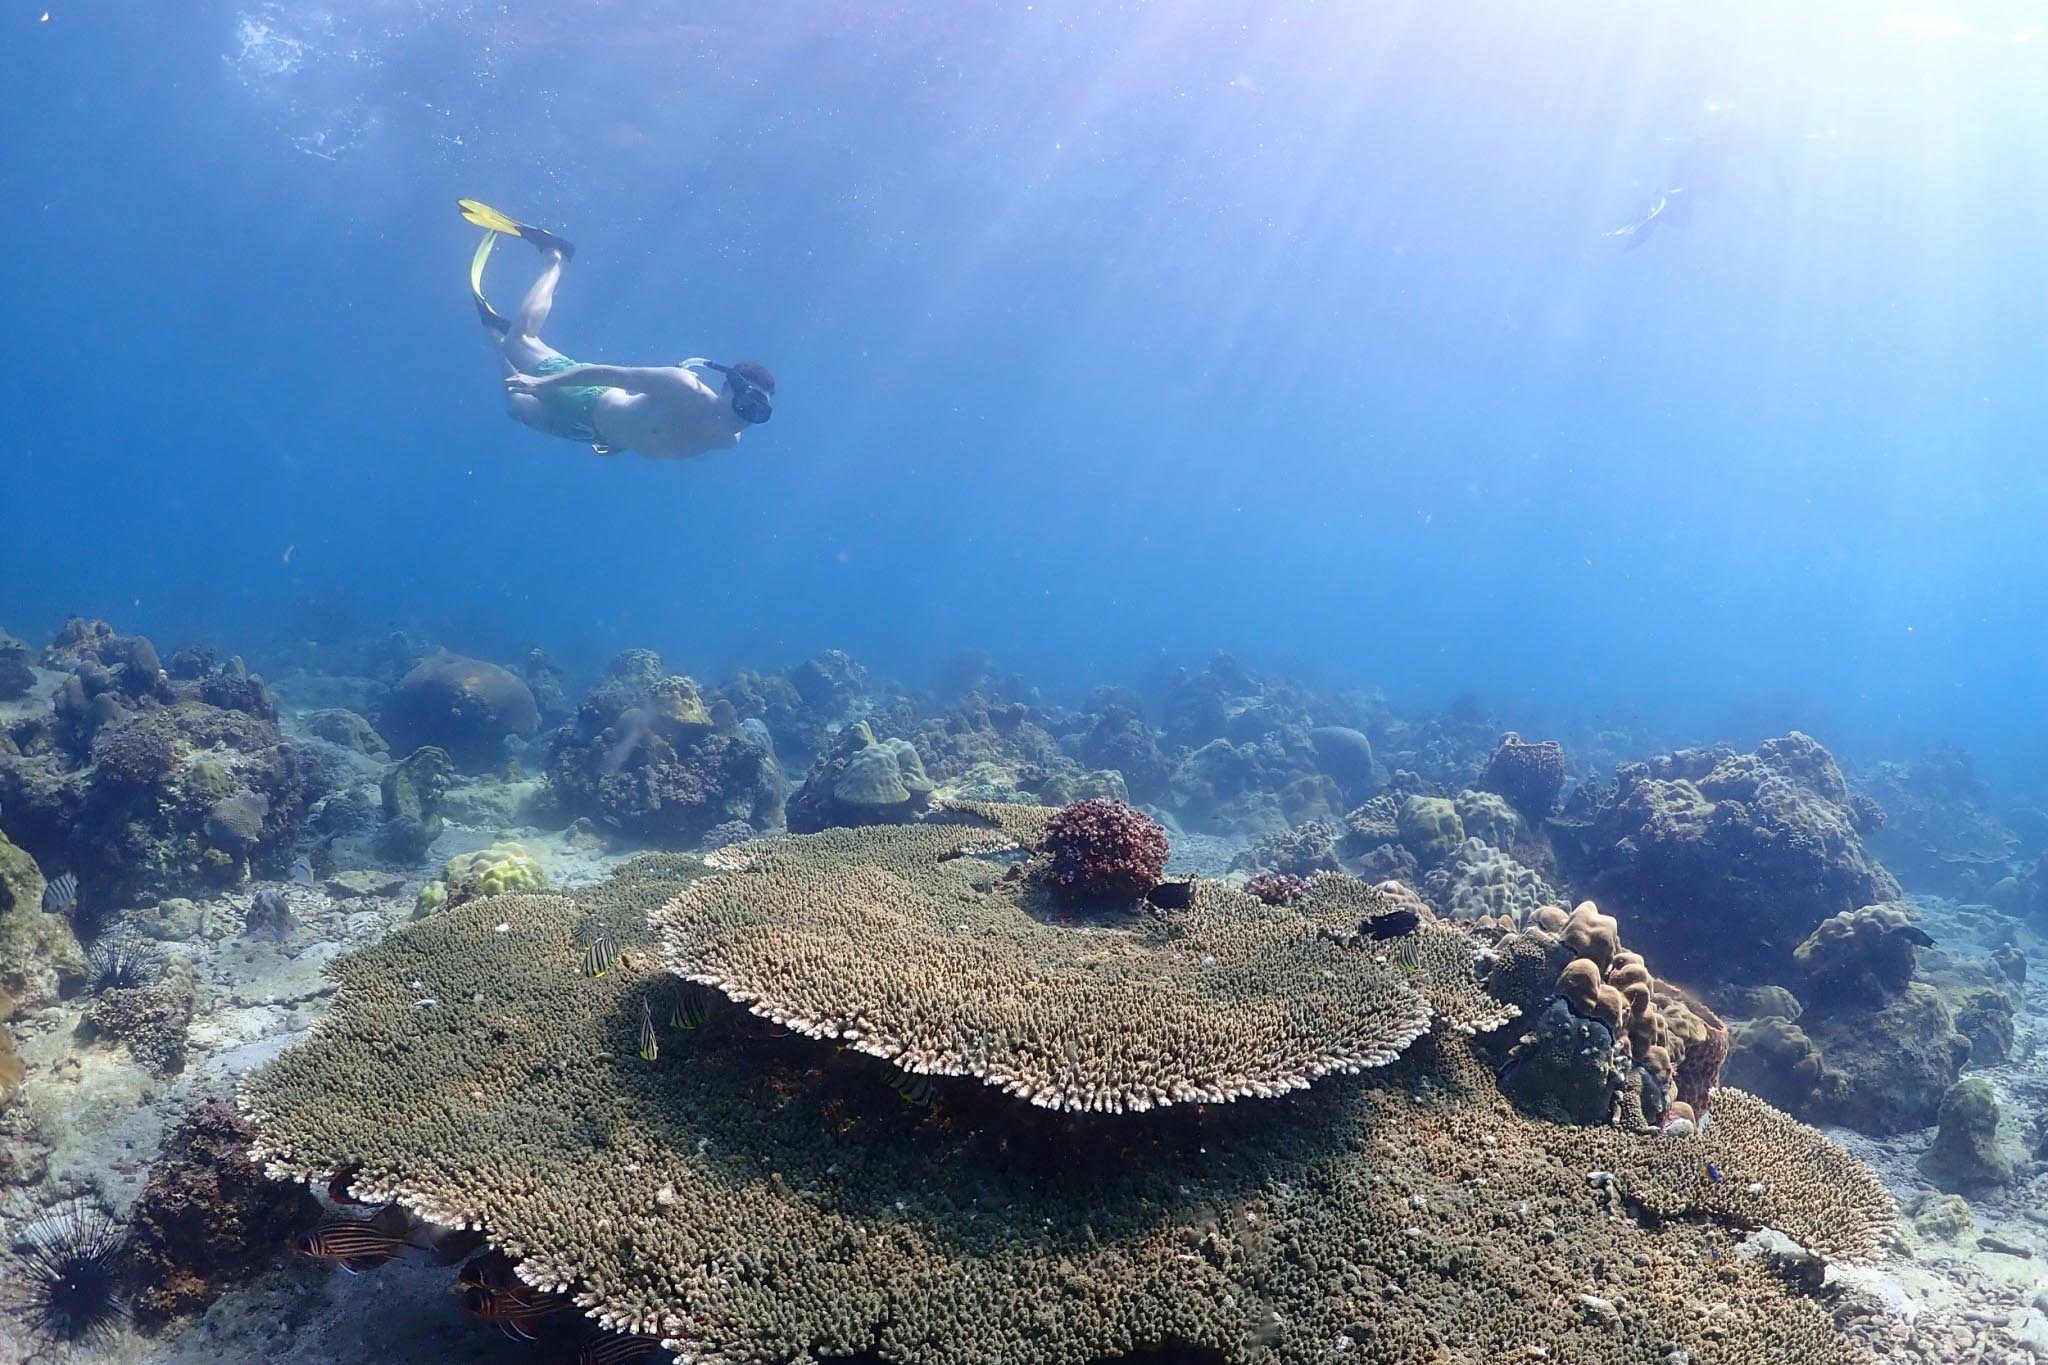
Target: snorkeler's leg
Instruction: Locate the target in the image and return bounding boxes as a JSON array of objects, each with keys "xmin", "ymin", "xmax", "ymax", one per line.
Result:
[{"xmin": 515, "ymin": 251, "xmax": 567, "ymax": 342}]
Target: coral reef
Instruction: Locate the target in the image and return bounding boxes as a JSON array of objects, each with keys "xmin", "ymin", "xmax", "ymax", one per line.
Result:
[
  {"xmin": 1479, "ymin": 732, "xmax": 1566, "ymax": 820},
  {"xmin": 122, "ymin": 1099, "xmax": 321, "ymax": 1323},
  {"xmin": 381, "ymin": 651, "xmax": 541, "ymax": 770},
  {"xmin": 0, "ymin": 630, "xmax": 36, "ymax": 700},
  {"xmin": 0, "ymin": 830, "xmax": 86, "ymax": 1007},
  {"xmin": 1038, "ymin": 797, "xmax": 1170, "ymax": 900},
  {"xmin": 376, "ymin": 745, "xmax": 454, "ymax": 864},
  {"xmin": 1230, "ymin": 819, "xmax": 1341, "ymax": 879},
  {"xmin": 547, "ymin": 653, "xmax": 782, "ymax": 847},
  {"xmin": 85, "ymin": 954, "xmax": 194, "ymax": 1076},
  {"xmin": 1862, "ymin": 745, "xmax": 2016, "ymax": 897},
  {"xmin": 0, "ymin": 628, "xmax": 312, "ymax": 903},
  {"xmin": 1729, "ymin": 982, "xmax": 1969, "ymax": 1135},
  {"xmin": 1918, "ymin": 1078, "xmax": 2013, "ymax": 1192},
  {"xmin": 1551, "ymin": 732, "xmax": 1899, "ymax": 983},
  {"xmin": 786, "ymin": 723, "xmax": 933, "ymax": 832},
  {"xmin": 244, "ymin": 816, "xmax": 1893, "ymax": 1365}
]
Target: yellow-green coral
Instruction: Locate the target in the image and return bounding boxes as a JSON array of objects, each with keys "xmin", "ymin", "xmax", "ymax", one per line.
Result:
[{"xmin": 414, "ymin": 841, "xmax": 546, "ymax": 918}]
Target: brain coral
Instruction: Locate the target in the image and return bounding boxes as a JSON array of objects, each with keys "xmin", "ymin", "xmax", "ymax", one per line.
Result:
[{"xmin": 242, "ymin": 813, "xmax": 1896, "ymax": 1365}]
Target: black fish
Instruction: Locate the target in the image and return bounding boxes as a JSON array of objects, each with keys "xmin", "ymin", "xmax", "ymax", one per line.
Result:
[
  {"xmin": 1144, "ymin": 879, "xmax": 1197, "ymax": 911},
  {"xmin": 42, "ymin": 872, "xmax": 79, "ymax": 914},
  {"xmin": 1898, "ymin": 924, "xmax": 1936, "ymax": 948},
  {"xmin": 1361, "ymin": 908, "xmax": 1420, "ymax": 940}
]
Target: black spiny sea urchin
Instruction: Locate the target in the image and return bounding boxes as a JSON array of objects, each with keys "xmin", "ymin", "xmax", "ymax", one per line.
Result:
[
  {"xmin": 87, "ymin": 937, "xmax": 164, "ymax": 994},
  {"xmin": 8, "ymin": 1203, "xmax": 127, "ymax": 1342}
]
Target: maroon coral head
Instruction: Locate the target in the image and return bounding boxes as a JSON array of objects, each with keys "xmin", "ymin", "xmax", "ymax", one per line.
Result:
[{"xmin": 1041, "ymin": 798, "xmax": 1170, "ymax": 901}]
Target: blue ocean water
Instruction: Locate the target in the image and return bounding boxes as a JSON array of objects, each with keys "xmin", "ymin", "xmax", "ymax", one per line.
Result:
[{"xmin": 5, "ymin": 1, "xmax": 2046, "ymax": 783}]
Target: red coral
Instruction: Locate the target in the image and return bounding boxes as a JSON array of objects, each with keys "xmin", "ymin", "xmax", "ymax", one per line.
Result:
[
  {"xmin": 1041, "ymin": 798, "xmax": 1169, "ymax": 901},
  {"xmin": 1244, "ymin": 872, "xmax": 1309, "ymax": 906}
]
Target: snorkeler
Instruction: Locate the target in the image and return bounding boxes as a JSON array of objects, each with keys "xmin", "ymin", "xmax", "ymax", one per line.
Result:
[
  {"xmin": 458, "ymin": 199, "xmax": 775, "ymax": 459},
  {"xmin": 1606, "ymin": 105, "xmax": 1788, "ymax": 251}
]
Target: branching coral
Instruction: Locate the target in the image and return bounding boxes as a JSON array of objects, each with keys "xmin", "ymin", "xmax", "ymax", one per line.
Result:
[{"xmin": 1039, "ymin": 797, "xmax": 1169, "ymax": 900}]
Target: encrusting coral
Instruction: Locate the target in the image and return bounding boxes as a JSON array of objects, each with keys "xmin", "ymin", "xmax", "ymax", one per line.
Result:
[{"xmin": 242, "ymin": 807, "xmax": 1895, "ymax": 1365}]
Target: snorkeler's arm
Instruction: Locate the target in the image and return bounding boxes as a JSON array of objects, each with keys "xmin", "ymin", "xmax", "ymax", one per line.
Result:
[{"xmin": 510, "ymin": 364, "xmax": 698, "ymax": 396}]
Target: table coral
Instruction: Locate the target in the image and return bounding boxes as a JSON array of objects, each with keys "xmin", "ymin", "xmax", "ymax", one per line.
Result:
[{"xmin": 243, "ymin": 814, "xmax": 1895, "ymax": 1365}]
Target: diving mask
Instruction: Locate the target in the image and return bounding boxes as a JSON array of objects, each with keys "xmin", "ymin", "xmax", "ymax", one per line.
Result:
[{"xmin": 699, "ymin": 361, "xmax": 773, "ymax": 425}]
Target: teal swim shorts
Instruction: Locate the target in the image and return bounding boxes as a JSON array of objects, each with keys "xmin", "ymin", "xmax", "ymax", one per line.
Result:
[{"xmin": 525, "ymin": 353, "xmax": 611, "ymax": 443}]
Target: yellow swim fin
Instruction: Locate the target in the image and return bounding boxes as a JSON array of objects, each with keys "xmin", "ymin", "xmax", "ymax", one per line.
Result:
[
  {"xmin": 456, "ymin": 198, "xmax": 575, "ymax": 259},
  {"xmin": 457, "ymin": 197, "xmax": 525, "ymax": 235},
  {"xmin": 469, "ymin": 230, "xmax": 509, "ymax": 333}
]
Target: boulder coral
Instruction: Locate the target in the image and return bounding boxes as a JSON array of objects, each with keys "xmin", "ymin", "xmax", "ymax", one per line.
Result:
[
  {"xmin": 1479, "ymin": 732, "xmax": 1566, "ymax": 820},
  {"xmin": 241, "ymin": 812, "xmax": 1896, "ymax": 1365},
  {"xmin": 1481, "ymin": 902, "xmax": 1727, "ymax": 1130},
  {"xmin": 1918, "ymin": 1078, "xmax": 2013, "ymax": 1192},
  {"xmin": 415, "ymin": 841, "xmax": 548, "ymax": 918},
  {"xmin": 382, "ymin": 651, "xmax": 541, "ymax": 770}
]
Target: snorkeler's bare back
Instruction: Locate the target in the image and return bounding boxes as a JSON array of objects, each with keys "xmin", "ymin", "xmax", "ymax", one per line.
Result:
[{"xmin": 590, "ymin": 371, "xmax": 743, "ymax": 460}]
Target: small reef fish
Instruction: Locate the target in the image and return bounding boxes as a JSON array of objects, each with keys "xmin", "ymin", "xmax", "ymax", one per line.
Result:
[
  {"xmin": 326, "ymin": 1168, "xmax": 369, "ymax": 1207},
  {"xmin": 638, "ymin": 998, "xmax": 659, "ymax": 1063},
  {"xmin": 41, "ymin": 872, "xmax": 79, "ymax": 914},
  {"xmin": 575, "ymin": 1330, "xmax": 662, "ymax": 1365},
  {"xmin": 581, "ymin": 935, "xmax": 618, "ymax": 979},
  {"xmin": 458, "ymin": 1248, "xmax": 521, "ymax": 1292},
  {"xmin": 294, "ymin": 1213, "xmax": 411, "ymax": 1273},
  {"xmin": 1392, "ymin": 937, "xmax": 1421, "ymax": 973},
  {"xmin": 290, "ymin": 855, "xmax": 315, "ymax": 886},
  {"xmin": 1143, "ymin": 879, "xmax": 1197, "ymax": 911},
  {"xmin": 1706, "ymin": 1162, "xmax": 1724, "ymax": 1184},
  {"xmin": 460, "ymin": 1284, "xmax": 572, "ymax": 1341},
  {"xmin": 891, "ymin": 1071, "xmax": 938, "ymax": 1108},
  {"xmin": 671, "ymin": 984, "xmax": 712, "ymax": 1030},
  {"xmin": 1361, "ymin": 908, "xmax": 1420, "ymax": 941},
  {"xmin": 1898, "ymin": 924, "xmax": 1937, "ymax": 948}
]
